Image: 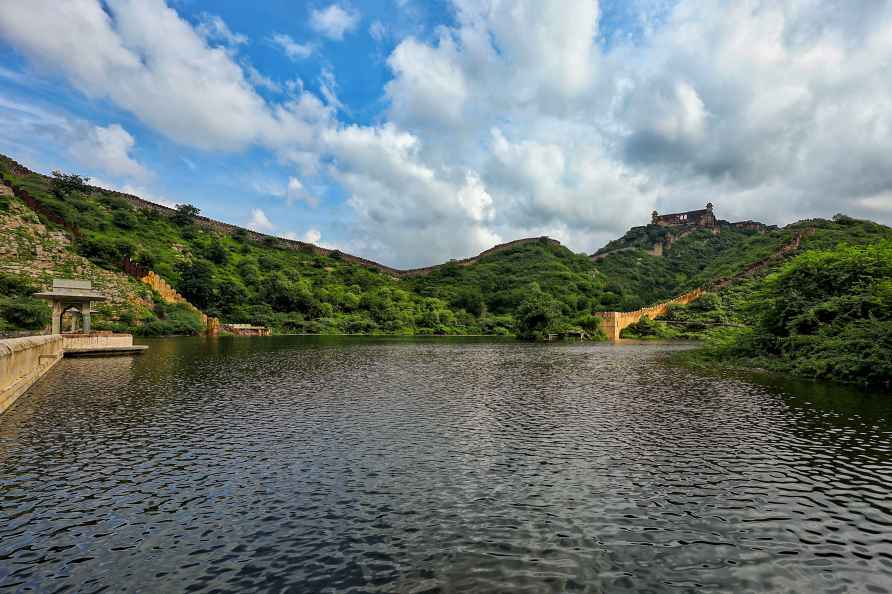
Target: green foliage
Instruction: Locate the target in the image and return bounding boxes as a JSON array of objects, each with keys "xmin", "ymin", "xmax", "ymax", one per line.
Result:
[
  {"xmin": 0, "ymin": 273, "xmax": 50, "ymax": 332},
  {"xmin": 172, "ymin": 203, "xmax": 200, "ymax": 226},
  {"xmin": 621, "ymin": 316, "xmax": 680, "ymax": 339},
  {"xmin": 112, "ymin": 208, "xmax": 138, "ymax": 229},
  {"xmin": 515, "ymin": 284, "xmax": 562, "ymax": 340},
  {"xmin": 50, "ymin": 170, "xmax": 89, "ymax": 197},
  {"xmin": 689, "ymin": 241, "xmax": 892, "ymax": 385},
  {"xmin": 137, "ymin": 302, "xmax": 205, "ymax": 337},
  {"xmin": 4, "ymin": 155, "xmax": 892, "ymax": 355},
  {"xmin": 176, "ymin": 259, "xmax": 216, "ymax": 310}
]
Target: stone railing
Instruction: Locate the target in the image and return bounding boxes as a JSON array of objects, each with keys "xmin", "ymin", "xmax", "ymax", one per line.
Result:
[{"xmin": 0, "ymin": 335, "xmax": 63, "ymax": 414}]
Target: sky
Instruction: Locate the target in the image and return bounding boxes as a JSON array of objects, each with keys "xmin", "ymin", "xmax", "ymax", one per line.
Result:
[{"xmin": 0, "ymin": 0, "xmax": 891, "ymax": 268}]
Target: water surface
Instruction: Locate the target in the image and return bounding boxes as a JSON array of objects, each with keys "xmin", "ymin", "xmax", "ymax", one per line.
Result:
[{"xmin": 1, "ymin": 336, "xmax": 891, "ymax": 593}]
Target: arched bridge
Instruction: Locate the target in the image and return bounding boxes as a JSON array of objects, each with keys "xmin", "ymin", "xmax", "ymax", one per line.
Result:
[{"xmin": 595, "ymin": 288, "xmax": 705, "ymax": 341}]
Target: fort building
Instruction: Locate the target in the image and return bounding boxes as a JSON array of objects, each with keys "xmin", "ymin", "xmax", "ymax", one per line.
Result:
[{"xmin": 651, "ymin": 203, "xmax": 718, "ymax": 229}]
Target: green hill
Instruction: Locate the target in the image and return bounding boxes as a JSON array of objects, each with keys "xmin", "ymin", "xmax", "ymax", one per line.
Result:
[
  {"xmin": 0, "ymin": 156, "xmax": 608, "ymax": 337},
  {"xmin": 2, "ymin": 152, "xmax": 890, "ymax": 362}
]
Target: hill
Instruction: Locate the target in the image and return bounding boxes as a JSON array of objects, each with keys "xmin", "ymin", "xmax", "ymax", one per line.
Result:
[
  {"xmin": 0, "ymin": 156, "xmax": 608, "ymax": 337},
  {"xmin": 2, "ymin": 152, "xmax": 890, "ymax": 353}
]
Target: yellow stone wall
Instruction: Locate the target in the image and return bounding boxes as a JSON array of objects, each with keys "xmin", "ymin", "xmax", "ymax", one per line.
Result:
[
  {"xmin": 138, "ymin": 271, "xmax": 219, "ymax": 335},
  {"xmin": 596, "ymin": 288, "xmax": 705, "ymax": 341}
]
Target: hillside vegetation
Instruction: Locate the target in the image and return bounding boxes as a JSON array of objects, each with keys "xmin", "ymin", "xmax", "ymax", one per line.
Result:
[
  {"xmin": 678, "ymin": 237, "xmax": 892, "ymax": 385},
  {"xmin": 0, "ymin": 156, "xmax": 610, "ymax": 337}
]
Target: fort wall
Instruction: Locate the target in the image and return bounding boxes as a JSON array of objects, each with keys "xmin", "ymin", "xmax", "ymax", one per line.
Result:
[{"xmin": 595, "ymin": 288, "xmax": 705, "ymax": 341}]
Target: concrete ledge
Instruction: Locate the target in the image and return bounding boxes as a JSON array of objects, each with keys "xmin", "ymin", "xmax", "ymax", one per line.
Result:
[
  {"xmin": 65, "ymin": 345, "xmax": 148, "ymax": 357},
  {"xmin": 0, "ymin": 335, "xmax": 64, "ymax": 414}
]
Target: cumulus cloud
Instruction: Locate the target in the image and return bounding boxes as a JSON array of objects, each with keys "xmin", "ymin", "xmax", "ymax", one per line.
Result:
[
  {"xmin": 247, "ymin": 208, "xmax": 275, "ymax": 232},
  {"xmin": 0, "ymin": 97, "xmax": 147, "ymax": 180},
  {"xmin": 270, "ymin": 33, "xmax": 313, "ymax": 60},
  {"xmin": 334, "ymin": 0, "xmax": 892, "ymax": 264},
  {"xmin": 310, "ymin": 4, "xmax": 360, "ymax": 40},
  {"xmin": 69, "ymin": 124, "xmax": 146, "ymax": 178},
  {"xmin": 0, "ymin": 0, "xmax": 327, "ymax": 151},
  {"xmin": 251, "ymin": 175, "xmax": 319, "ymax": 207},
  {"xmin": 369, "ymin": 20, "xmax": 386, "ymax": 42}
]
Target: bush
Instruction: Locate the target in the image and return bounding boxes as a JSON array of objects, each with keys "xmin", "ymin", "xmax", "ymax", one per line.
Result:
[{"xmin": 0, "ymin": 299, "xmax": 50, "ymax": 330}]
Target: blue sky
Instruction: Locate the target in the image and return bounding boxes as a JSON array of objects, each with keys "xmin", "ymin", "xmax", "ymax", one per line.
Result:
[{"xmin": 1, "ymin": 1, "xmax": 891, "ymax": 267}]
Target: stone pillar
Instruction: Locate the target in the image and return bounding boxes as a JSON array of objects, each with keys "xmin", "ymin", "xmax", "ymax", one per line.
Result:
[
  {"xmin": 82, "ymin": 301, "xmax": 91, "ymax": 333},
  {"xmin": 51, "ymin": 301, "xmax": 63, "ymax": 335}
]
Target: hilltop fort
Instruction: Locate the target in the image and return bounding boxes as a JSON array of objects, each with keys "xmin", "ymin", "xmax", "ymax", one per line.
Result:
[{"xmin": 593, "ymin": 203, "xmax": 776, "ymax": 260}]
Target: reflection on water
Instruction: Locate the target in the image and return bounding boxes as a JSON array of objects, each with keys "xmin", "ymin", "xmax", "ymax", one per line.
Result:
[{"xmin": 1, "ymin": 336, "xmax": 891, "ymax": 593}]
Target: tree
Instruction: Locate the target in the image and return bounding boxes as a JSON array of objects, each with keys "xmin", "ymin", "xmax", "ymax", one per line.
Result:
[
  {"xmin": 51, "ymin": 170, "xmax": 89, "ymax": 197},
  {"xmin": 515, "ymin": 284, "xmax": 562, "ymax": 340},
  {"xmin": 176, "ymin": 259, "xmax": 216, "ymax": 309},
  {"xmin": 206, "ymin": 239, "xmax": 229, "ymax": 265},
  {"xmin": 451, "ymin": 286, "xmax": 485, "ymax": 317},
  {"xmin": 112, "ymin": 208, "xmax": 137, "ymax": 229},
  {"xmin": 173, "ymin": 203, "xmax": 200, "ymax": 226}
]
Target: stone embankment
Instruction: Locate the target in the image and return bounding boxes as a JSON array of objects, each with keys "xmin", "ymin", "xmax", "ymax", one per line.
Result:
[
  {"xmin": 0, "ymin": 335, "xmax": 63, "ymax": 414},
  {"xmin": 596, "ymin": 289, "xmax": 705, "ymax": 341}
]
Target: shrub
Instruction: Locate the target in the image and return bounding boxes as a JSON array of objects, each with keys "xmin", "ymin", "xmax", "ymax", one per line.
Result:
[{"xmin": 0, "ymin": 299, "xmax": 50, "ymax": 330}]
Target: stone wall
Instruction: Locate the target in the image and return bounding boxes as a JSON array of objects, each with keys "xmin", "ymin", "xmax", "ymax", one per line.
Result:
[
  {"xmin": 138, "ymin": 271, "xmax": 219, "ymax": 335},
  {"xmin": 596, "ymin": 288, "xmax": 705, "ymax": 341},
  {"xmin": 0, "ymin": 335, "xmax": 63, "ymax": 414}
]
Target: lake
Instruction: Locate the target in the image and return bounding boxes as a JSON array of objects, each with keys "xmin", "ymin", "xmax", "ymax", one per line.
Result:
[{"xmin": 1, "ymin": 336, "xmax": 891, "ymax": 593}]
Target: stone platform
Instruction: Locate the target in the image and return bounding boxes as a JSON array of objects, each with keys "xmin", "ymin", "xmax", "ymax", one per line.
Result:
[{"xmin": 62, "ymin": 332, "xmax": 148, "ymax": 357}]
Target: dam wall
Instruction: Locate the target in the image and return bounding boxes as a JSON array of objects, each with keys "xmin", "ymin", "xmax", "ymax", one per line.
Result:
[{"xmin": 0, "ymin": 335, "xmax": 63, "ymax": 414}]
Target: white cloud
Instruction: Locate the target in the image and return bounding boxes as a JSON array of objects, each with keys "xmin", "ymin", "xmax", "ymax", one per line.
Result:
[
  {"xmin": 369, "ymin": 20, "xmax": 386, "ymax": 42},
  {"xmin": 270, "ymin": 33, "xmax": 313, "ymax": 60},
  {"xmin": 69, "ymin": 123, "xmax": 146, "ymax": 179},
  {"xmin": 287, "ymin": 176, "xmax": 320, "ymax": 207},
  {"xmin": 247, "ymin": 208, "xmax": 275, "ymax": 232},
  {"xmin": 310, "ymin": 4, "xmax": 360, "ymax": 41},
  {"xmin": 244, "ymin": 62, "xmax": 282, "ymax": 93},
  {"xmin": 0, "ymin": 0, "xmax": 327, "ymax": 151},
  {"xmin": 282, "ymin": 228, "xmax": 322, "ymax": 244},
  {"xmin": 318, "ymin": 67, "xmax": 345, "ymax": 112},
  {"xmin": 196, "ymin": 13, "xmax": 247, "ymax": 46},
  {"xmin": 251, "ymin": 176, "xmax": 319, "ymax": 207}
]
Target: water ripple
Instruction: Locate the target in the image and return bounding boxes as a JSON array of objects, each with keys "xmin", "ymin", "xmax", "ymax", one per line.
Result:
[{"xmin": 1, "ymin": 337, "xmax": 891, "ymax": 593}]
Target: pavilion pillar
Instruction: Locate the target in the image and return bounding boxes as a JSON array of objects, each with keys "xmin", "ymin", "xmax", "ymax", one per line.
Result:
[
  {"xmin": 82, "ymin": 301, "xmax": 92, "ymax": 333},
  {"xmin": 51, "ymin": 301, "xmax": 63, "ymax": 335}
]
